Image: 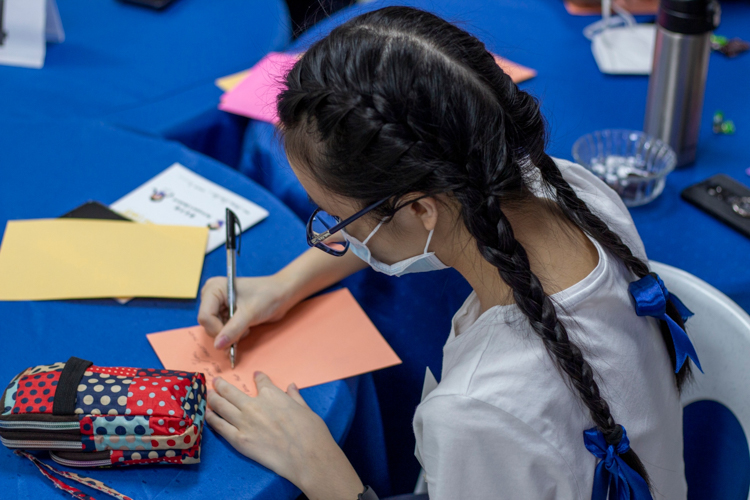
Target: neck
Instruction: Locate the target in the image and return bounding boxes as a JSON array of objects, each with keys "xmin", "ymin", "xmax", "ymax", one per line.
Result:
[{"xmin": 442, "ymin": 198, "xmax": 599, "ymax": 316}]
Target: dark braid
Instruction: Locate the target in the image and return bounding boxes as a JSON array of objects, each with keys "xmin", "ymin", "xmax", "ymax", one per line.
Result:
[
  {"xmin": 277, "ymin": 6, "xmax": 691, "ymax": 492},
  {"xmin": 454, "ymin": 153, "xmax": 651, "ymax": 482},
  {"xmin": 473, "ymin": 59, "xmax": 692, "ymax": 389},
  {"xmin": 534, "ymin": 151, "xmax": 692, "ymax": 388}
]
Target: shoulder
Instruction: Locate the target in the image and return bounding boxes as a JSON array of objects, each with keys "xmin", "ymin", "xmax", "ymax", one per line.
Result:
[{"xmin": 552, "ymin": 157, "xmax": 648, "ymax": 262}]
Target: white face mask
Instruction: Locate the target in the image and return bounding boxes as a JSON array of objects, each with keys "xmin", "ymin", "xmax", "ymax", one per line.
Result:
[
  {"xmin": 585, "ymin": 0, "xmax": 655, "ymax": 75},
  {"xmin": 342, "ymin": 219, "xmax": 449, "ymax": 277}
]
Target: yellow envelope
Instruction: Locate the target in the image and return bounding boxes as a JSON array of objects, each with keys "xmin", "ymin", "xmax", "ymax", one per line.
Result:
[{"xmin": 0, "ymin": 219, "xmax": 209, "ymax": 300}]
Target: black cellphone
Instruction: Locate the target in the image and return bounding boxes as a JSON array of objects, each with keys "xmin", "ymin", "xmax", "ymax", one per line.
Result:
[
  {"xmin": 681, "ymin": 174, "xmax": 750, "ymax": 239},
  {"xmin": 117, "ymin": 0, "xmax": 179, "ymax": 10}
]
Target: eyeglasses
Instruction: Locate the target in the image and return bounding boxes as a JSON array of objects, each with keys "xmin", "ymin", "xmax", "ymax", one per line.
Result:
[{"xmin": 306, "ymin": 196, "xmax": 390, "ymax": 256}]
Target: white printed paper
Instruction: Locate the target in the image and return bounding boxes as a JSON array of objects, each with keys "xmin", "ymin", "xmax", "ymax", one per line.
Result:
[{"xmin": 111, "ymin": 163, "xmax": 269, "ymax": 254}]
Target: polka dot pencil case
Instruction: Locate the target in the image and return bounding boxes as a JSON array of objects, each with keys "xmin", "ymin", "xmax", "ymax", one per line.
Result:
[{"xmin": 0, "ymin": 356, "xmax": 207, "ymax": 468}]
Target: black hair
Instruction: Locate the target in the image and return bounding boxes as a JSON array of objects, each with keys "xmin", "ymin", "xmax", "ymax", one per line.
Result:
[{"xmin": 277, "ymin": 5, "xmax": 691, "ymax": 490}]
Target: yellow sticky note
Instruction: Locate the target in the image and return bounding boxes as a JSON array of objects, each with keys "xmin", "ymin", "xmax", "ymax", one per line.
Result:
[
  {"xmin": 215, "ymin": 69, "xmax": 251, "ymax": 92},
  {"xmin": 0, "ymin": 219, "xmax": 209, "ymax": 301}
]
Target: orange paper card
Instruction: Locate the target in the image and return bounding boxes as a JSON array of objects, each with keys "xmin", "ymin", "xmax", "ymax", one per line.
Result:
[
  {"xmin": 493, "ymin": 55, "xmax": 537, "ymax": 84},
  {"xmin": 146, "ymin": 288, "xmax": 401, "ymax": 396},
  {"xmin": 564, "ymin": 0, "xmax": 658, "ymax": 16}
]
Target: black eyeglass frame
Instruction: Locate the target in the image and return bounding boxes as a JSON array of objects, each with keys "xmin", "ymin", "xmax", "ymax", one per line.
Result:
[{"xmin": 306, "ymin": 196, "xmax": 390, "ymax": 256}]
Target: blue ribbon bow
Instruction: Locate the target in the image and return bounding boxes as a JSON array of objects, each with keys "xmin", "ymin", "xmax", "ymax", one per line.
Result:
[
  {"xmin": 584, "ymin": 427, "xmax": 653, "ymax": 500},
  {"xmin": 628, "ymin": 273, "xmax": 702, "ymax": 373}
]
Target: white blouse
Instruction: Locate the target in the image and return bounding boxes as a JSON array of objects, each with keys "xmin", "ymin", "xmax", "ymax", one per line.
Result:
[{"xmin": 413, "ymin": 159, "xmax": 687, "ymax": 499}]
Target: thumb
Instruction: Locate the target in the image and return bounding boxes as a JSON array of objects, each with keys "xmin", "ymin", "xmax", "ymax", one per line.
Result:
[
  {"xmin": 286, "ymin": 383, "xmax": 310, "ymax": 409},
  {"xmin": 214, "ymin": 311, "xmax": 251, "ymax": 350}
]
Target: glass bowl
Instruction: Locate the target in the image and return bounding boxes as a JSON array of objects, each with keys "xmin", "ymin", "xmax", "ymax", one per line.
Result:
[{"xmin": 572, "ymin": 129, "xmax": 677, "ymax": 207}]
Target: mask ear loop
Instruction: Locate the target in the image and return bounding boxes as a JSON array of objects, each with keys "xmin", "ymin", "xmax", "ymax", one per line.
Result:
[
  {"xmin": 362, "ymin": 219, "xmax": 385, "ymax": 246},
  {"xmin": 582, "ymin": 0, "xmax": 635, "ymax": 40},
  {"xmin": 423, "ymin": 229, "xmax": 435, "ymax": 253}
]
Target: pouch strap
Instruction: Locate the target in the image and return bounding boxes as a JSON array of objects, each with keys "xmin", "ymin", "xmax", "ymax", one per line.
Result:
[
  {"xmin": 15, "ymin": 450, "xmax": 132, "ymax": 500},
  {"xmin": 53, "ymin": 357, "xmax": 93, "ymax": 416}
]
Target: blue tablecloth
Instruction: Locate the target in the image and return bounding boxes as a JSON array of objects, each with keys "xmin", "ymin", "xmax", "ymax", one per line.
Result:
[
  {"xmin": 237, "ymin": 0, "xmax": 750, "ymax": 495},
  {"xmin": 0, "ymin": 118, "xmax": 386, "ymax": 500},
  {"xmin": 0, "ymin": 0, "xmax": 291, "ymax": 168}
]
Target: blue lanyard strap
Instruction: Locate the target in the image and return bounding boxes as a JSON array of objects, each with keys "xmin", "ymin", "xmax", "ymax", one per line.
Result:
[
  {"xmin": 583, "ymin": 427, "xmax": 653, "ymax": 500},
  {"xmin": 628, "ymin": 272, "xmax": 702, "ymax": 374}
]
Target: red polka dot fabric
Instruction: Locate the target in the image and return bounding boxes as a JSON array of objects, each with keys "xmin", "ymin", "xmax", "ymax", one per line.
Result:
[
  {"xmin": 13, "ymin": 371, "xmax": 61, "ymax": 414},
  {"xmin": 1, "ymin": 362, "xmax": 207, "ymax": 469},
  {"xmin": 125, "ymin": 369, "xmax": 192, "ymax": 418},
  {"xmin": 90, "ymin": 366, "xmax": 139, "ymax": 378}
]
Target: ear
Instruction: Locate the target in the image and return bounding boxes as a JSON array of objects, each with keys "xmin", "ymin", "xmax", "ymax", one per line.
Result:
[{"xmin": 406, "ymin": 196, "xmax": 439, "ymax": 232}]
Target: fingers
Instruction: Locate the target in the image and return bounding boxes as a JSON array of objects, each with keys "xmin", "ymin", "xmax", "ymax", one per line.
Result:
[
  {"xmin": 206, "ymin": 388, "xmax": 243, "ymax": 424},
  {"xmin": 286, "ymin": 383, "xmax": 310, "ymax": 409},
  {"xmin": 214, "ymin": 377, "xmax": 254, "ymax": 409},
  {"xmin": 198, "ymin": 278, "xmax": 228, "ymax": 339},
  {"xmin": 253, "ymin": 371, "xmax": 284, "ymax": 397},
  {"xmin": 214, "ymin": 309, "xmax": 252, "ymax": 350},
  {"xmin": 205, "ymin": 407, "xmax": 239, "ymax": 441}
]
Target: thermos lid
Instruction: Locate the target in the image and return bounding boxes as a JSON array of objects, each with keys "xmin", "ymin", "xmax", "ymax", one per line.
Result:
[{"xmin": 658, "ymin": 0, "xmax": 721, "ymax": 35}]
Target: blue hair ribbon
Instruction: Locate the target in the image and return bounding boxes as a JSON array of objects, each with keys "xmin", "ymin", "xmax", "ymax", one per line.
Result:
[
  {"xmin": 584, "ymin": 427, "xmax": 653, "ymax": 500},
  {"xmin": 628, "ymin": 273, "xmax": 702, "ymax": 374}
]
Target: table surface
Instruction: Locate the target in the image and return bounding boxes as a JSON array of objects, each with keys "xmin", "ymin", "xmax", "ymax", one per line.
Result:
[
  {"xmin": 0, "ymin": 0, "xmax": 290, "ymax": 156},
  {"xmin": 237, "ymin": 0, "xmax": 750, "ymax": 494},
  {"xmin": 0, "ymin": 119, "xmax": 358, "ymax": 500}
]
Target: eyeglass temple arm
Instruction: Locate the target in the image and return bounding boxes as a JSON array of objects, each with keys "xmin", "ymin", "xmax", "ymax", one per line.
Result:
[{"xmin": 310, "ymin": 196, "xmax": 390, "ymax": 245}]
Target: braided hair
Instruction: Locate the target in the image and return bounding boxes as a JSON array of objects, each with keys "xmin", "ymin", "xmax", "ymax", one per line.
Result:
[{"xmin": 278, "ymin": 6, "xmax": 691, "ymax": 490}]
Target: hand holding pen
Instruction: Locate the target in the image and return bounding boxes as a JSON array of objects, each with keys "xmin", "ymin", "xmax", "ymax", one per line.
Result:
[{"xmin": 199, "ymin": 210, "xmax": 354, "ymax": 367}]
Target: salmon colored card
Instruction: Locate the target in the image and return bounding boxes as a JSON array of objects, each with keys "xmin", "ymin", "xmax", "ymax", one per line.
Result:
[
  {"xmin": 564, "ymin": 0, "xmax": 658, "ymax": 16},
  {"xmin": 146, "ymin": 288, "xmax": 401, "ymax": 396},
  {"xmin": 493, "ymin": 55, "xmax": 537, "ymax": 84}
]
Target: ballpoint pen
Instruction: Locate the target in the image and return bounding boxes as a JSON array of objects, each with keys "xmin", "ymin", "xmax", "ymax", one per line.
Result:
[{"xmin": 225, "ymin": 208, "xmax": 241, "ymax": 369}]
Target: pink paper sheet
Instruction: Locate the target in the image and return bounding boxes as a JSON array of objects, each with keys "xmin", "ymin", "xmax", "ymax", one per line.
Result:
[
  {"xmin": 218, "ymin": 52, "xmax": 300, "ymax": 124},
  {"xmin": 219, "ymin": 52, "xmax": 536, "ymax": 124},
  {"xmin": 146, "ymin": 288, "xmax": 401, "ymax": 396}
]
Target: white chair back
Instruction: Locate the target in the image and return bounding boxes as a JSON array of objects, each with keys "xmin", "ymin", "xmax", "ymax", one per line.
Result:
[{"xmin": 651, "ymin": 260, "xmax": 750, "ymax": 499}]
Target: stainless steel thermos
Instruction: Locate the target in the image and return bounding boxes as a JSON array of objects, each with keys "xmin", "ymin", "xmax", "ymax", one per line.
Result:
[{"xmin": 644, "ymin": 0, "xmax": 721, "ymax": 167}]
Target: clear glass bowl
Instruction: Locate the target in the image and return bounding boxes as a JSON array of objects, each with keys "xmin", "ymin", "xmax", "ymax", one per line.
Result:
[{"xmin": 572, "ymin": 129, "xmax": 677, "ymax": 207}]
